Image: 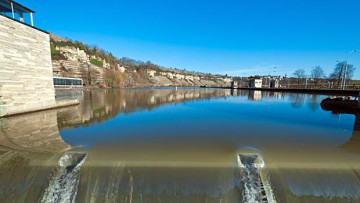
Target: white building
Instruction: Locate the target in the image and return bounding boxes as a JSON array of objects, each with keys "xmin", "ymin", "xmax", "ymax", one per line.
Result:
[{"xmin": 249, "ymin": 78, "xmax": 262, "ymax": 88}]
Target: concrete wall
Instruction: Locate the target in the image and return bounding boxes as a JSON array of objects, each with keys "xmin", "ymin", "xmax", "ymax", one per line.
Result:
[{"xmin": 0, "ymin": 15, "xmax": 56, "ymax": 117}]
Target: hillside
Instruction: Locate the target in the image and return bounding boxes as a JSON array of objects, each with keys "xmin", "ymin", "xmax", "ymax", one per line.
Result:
[{"xmin": 50, "ymin": 34, "xmax": 233, "ymax": 88}]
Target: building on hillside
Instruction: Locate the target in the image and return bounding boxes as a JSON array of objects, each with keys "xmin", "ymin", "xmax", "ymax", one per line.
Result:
[{"xmin": 248, "ymin": 78, "xmax": 262, "ymax": 88}]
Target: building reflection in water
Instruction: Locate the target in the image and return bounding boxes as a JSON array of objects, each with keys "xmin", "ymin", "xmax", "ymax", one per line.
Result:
[
  {"xmin": 248, "ymin": 90, "xmax": 262, "ymax": 101},
  {"xmin": 232, "ymin": 89, "xmax": 285, "ymax": 102}
]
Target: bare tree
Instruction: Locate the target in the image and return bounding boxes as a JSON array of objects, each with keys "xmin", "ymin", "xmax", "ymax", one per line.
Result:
[
  {"xmin": 311, "ymin": 66, "xmax": 325, "ymax": 87},
  {"xmin": 329, "ymin": 61, "xmax": 355, "ymax": 88},
  {"xmin": 293, "ymin": 69, "xmax": 306, "ymax": 84},
  {"xmin": 80, "ymin": 64, "xmax": 96, "ymax": 86},
  {"xmin": 105, "ymin": 69, "xmax": 123, "ymax": 87}
]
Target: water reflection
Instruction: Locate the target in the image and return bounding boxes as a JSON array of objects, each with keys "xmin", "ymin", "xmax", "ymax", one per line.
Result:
[
  {"xmin": 0, "ymin": 111, "xmax": 71, "ymax": 202},
  {"xmin": 0, "ymin": 111, "xmax": 69, "ymax": 153},
  {"xmin": 320, "ymin": 101, "xmax": 360, "ymax": 154},
  {"xmin": 56, "ymin": 88, "xmax": 233, "ymax": 129},
  {"xmin": 341, "ymin": 114, "xmax": 360, "ymax": 154},
  {"xmin": 248, "ymin": 90, "xmax": 262, "ymax": 101},
  {"xmin": 0, "ymin": 88, "xmax": 359, "ymax": 202},
  {"xmin": 289, "ymin": 93, "xmax": 306, "ymax": 108},
  {"xmin": 56, "ymin": 89, "xmax": 329, "ymax": 131}
]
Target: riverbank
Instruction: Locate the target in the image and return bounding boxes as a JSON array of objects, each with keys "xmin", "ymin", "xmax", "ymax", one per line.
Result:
[
  {"xmin": 55, "ymin": 85, "xmax": 360, "ymax": 97},
  {"xmin": 208, "ymin": 87, "xmax": 360, "ymax": 97},
  {"xmin": 55, "ymin": 84, "xmax": 226, "ymax": 90}
]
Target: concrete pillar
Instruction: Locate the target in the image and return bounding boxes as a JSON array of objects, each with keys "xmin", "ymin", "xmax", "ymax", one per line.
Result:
[
  {"xmin": 30, "ymin": 13, "xmax": 34, "ymax": 26},
  {"xmin": 10, "ymin": 2, "xmax": 14, "ymax": 19}
]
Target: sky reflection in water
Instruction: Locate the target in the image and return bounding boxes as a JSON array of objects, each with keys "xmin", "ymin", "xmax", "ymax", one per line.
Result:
[{"xmin": 60, "ymin": 89, "xmax": 354, "ymax": 157}]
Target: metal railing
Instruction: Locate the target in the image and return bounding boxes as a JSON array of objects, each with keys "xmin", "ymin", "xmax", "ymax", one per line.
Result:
[{"xmin": 0, "ymin": 0, "xmax": 34, "ymax": 26}]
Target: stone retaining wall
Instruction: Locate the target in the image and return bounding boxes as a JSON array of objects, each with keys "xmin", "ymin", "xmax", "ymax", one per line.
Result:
[{"xmin": 0, "ymin": 15, "xmax": 56, "ymax": 117}]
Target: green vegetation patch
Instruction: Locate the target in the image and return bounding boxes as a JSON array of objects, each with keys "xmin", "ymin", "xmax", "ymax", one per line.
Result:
[
  {"xmin": 50, "ymin": 44, "xmax": 66, "ymax": 60},
  {"xmin": 90, "ymin": 58, "xmax": 104, "ymax": 67}
]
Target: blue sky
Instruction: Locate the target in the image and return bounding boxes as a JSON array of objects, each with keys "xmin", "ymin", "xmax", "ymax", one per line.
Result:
[{"xmin": 20, "ymin": 0, "xmax": 360, "ymax": 78}]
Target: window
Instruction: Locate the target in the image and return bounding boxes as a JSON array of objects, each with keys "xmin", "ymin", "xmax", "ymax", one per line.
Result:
[{"xmin": 53, "ymin": 77, "xmax": 83, "ymax": 87}]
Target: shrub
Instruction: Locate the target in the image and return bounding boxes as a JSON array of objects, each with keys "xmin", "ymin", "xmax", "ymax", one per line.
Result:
[
  {"xmin": 50, "ymin": 44, "xmax": 65, "ymax": 60},
  {"xmin": 90, "ymin": 58, "xmax": 103, "ymax": 67}
]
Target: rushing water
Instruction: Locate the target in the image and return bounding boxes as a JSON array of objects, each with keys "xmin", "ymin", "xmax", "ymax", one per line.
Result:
[{"xmin": 0, "ymin": 88, "xmax": 359, "ymax": 203}]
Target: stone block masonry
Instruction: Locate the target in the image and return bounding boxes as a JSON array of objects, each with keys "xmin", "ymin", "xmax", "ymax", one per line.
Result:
[{"xmin": 0, "ymin": 15, "xmax": 57, "ymax": 117}]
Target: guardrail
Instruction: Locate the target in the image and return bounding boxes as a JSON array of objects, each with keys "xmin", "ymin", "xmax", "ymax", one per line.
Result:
[{"xmin": 0, "ymin": 0, "xmax": 34, "ymax": 26}]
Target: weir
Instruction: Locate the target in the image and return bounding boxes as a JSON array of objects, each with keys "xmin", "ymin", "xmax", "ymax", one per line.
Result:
[
  {"xmin": 41, "ymin": 152, "xmax": 87, "ymax": 203},
  {"xmin": 237, "ymin": 153, "xmax": 276, "ymax": 203}
]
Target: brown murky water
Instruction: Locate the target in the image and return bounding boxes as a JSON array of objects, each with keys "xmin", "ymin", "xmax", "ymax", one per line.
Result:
[{"xmin": 0, "ymin": 88, "xmax": 359, "ymax": 202}]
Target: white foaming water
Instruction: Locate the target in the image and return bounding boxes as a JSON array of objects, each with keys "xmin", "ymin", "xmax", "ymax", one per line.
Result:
[
  {"xmin": 238, "ymin": 154, "xmax": 277, "ymax": 203},
  {"xmin": 41, "ymin": 152, "xmax": 87, "ymax": 203},
  {"xmin": 240, "ymin": 155, "xmax": 261, "ymax": 203}
]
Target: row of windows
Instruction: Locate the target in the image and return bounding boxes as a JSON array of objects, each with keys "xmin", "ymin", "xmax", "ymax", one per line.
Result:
[{"xmin": 53, "ymin": 78, "xmax": 83, "ymax": 86}]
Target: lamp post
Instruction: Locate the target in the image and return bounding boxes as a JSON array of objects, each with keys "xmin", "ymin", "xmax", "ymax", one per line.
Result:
[{"xmin": 343, "ymin": 50, "xmax": 360, "ymax": 90}]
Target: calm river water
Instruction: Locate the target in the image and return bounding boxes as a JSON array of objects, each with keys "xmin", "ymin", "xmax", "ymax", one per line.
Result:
[{"xmin": 0, "ymin": 88, "xmax": 359, "ymax": 203}]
